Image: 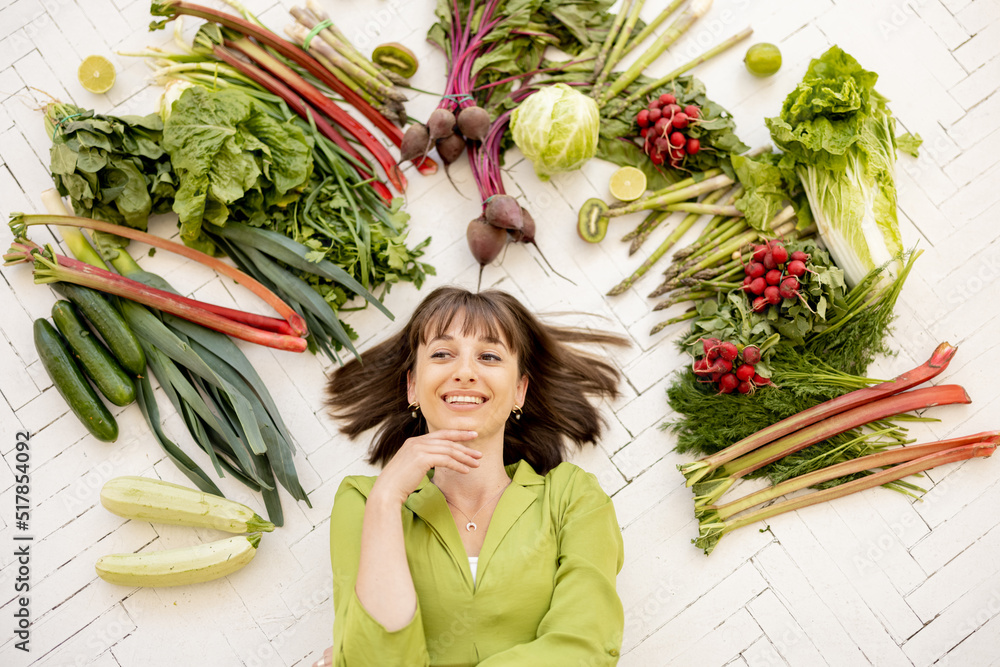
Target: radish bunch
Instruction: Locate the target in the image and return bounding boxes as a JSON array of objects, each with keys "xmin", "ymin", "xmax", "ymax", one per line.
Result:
[
  {"xmin": 741, "ymin": 240, "xmax": 810, "ymax": 313},
  {"xmin": 692, "ymin": 338, "xmax": 771, "ymax": 395},
  {"xmin": 636, "ymin": 93, "xmax": 702, "ymax": 168}
]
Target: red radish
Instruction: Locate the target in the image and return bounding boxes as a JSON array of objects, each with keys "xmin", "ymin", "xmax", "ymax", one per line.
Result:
[
  {"xmin": 660, "ymin": 93, "xmax": 676, "ymax": 105},
  {"xmin": 752, "ymin": 245, "xmax": 767, "ymax": 263},
  {"xmin": 686, "ymin": 138, "xmax": 700, "ymax": 154},
  {"xmin": 771, "ymin": 244, "xmax": 789, "ymax": 265},
  {"xmin": 670, "ymin": 131, "xmax": 686, "ymax": 147},
  {"xmin": 736, "ymin": 364, "xmax": 756, "ymax": 382},
  {"xmin": 779, "ymin": 276, "xmax": 800, "ymax": 299},
  {"xmin": 746, "ymin": 262, "xmax": 765, "ymax": 279},
  {"xmin": 718, "ymin": 373, "xmax": 740, "ymax": 394},
  {"xmin": 467, "ymin": 216, "xmax": 507, "ymax": 265},
  {"xmin": 763, "ymin": 251, "xmax": 777, "ymax": 270},
  {"xmin": 753, "ymin": 373, "xmax": 772, "ymax": 386},
  {"xmin": 749, "ymin": 276, "xmax": 766, "ymax": 295},
  {"xmin": 655, "ymin": 137, "xmax": 672, "ymax": 153},
  {"xmin": 640, "ymin": 127, "xmax": 649, "ymax": 138},
  {"xmin": 719, "ymin": 341, "xmax": 739, "ymax": 362},
  {"xmin": 648, "ymin": 98, "xmax": 663, "ymax": 110},
  {"xmin": 752, "ymin": 296, "xmax": 768, "ymax": 312},
  {"xmin": 664, "ymin": 103, "xmax": 681, "ymax": 117},
  {"xmin": 737, "ymin": 381, "xmax": 752, "ymax": 395},
  {"xmin": 637, "ymin": 109, "xmax": 650, "ymax": 127},
  {"xmin": 670, "ymin": 147, "xmax": 686, "ymax": 161},
  {"xmin": 671, "ymin": 112, "xmax": 689, "ymax": 129},
  {"xmin": 703, "ymin": 337, "xmax": 721, "ymax": 357},
  {"xmin": 765, "ymin": 269, "xmax": 783, "ymax": 286},
  {"xmin": 790, "ymin": 250, "xmax": 809, "ymax": 262},
  {"xmin": 693, "ymin": 358, "xmax": 711, "ymax": 375},
  {"xmin": 654, "ymin": 118, "xmax": 670, "ymax": 134},
  {"xmin": 684, "ymin": 104, "xmax": 700, "ymax": 119},
  {"xmin": 742, "ymin": 345, "xmax": 761, "ymax": 365},
  {"xmin": 742, "ymin": 275, "xmax": 754, "ymax": 292},
  {"xmin": 650, "ymin": 150, "xmax": 665, "ymax": 165},
  {"xmin": 648, "ymin": 107, "xmax": 662, "ymax": 123},
  {"xmin": 764, "ymin": 285, "xmax": 782, "ymax": 305},
  {"xmin": 786, "ymin": 259, "xmax": 807, "ymax": 277}
]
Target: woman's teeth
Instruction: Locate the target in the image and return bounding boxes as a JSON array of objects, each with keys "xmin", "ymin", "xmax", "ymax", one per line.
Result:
[{"xmin": 446, "ymin": 396, "xmax": 485, "ymax": 404}]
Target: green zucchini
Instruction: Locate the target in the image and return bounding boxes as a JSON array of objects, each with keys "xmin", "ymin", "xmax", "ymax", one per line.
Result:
[
  {"xmin": 33, "ymin": 318, "xmax": 118, "ymax": 442},
  {"xmin": 95, "ymin": 533, "xmax": 262, "ymax": 587},
  {"xmin": 52, "ymin": 282, "xmax": 146, "ymax": 375},
  {"xmin": 51, "ymin": 300, "xmax": 136, "ymax": 407},
  {"xmin": 100, "ymin": 476, "xmax": 275, "ymax": 533}
]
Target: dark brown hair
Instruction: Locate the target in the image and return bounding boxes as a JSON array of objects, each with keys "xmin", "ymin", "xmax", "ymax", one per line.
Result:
[{"xmin": 325, "ymin": 286, "xmax": 629, "ymax": 474}]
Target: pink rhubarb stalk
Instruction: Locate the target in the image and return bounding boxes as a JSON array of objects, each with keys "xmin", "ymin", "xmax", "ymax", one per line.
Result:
[
  {"xmin": 695, "ymin": 438, "xmax": 998, "ymax": 555},
  {"xmin": 13, "ymin": 213, "xmax": 308, "ymax": 336},
  {"xmin": 18, "ymin": 245, "xmax": 308, "ymax": 353},
  {"xmin": 681, "ymin": 342, "xmax": 959, "ymax": 487},
  {"xmin": 706, "ymin": 431, "xmax": 1000, "ymax": 522}
]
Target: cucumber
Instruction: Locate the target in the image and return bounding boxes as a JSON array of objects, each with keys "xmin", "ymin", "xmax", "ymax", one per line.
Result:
[
  {"xmin": 51, "ymin": 300, "xmax": 136, "ymax": 407},
  {"xmin": 95, "ymin": 533, "xmax": 261, "ymax": 587},
  {"xmin": 100, "ymin": 476, "xmax": 275, "ymax": 533},
  {"xmin": 52, "ymin": 282, "xmax": 146, "ymax": 375},
  {"xmin": 33, "ymin": 318, "xmax": 118, "ymax": 442}
]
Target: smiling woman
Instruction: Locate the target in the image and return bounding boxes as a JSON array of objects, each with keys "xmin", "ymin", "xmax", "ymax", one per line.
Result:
[{"xmin": 321, "ymin": 286, "xmax": 631, "ymax": 666}]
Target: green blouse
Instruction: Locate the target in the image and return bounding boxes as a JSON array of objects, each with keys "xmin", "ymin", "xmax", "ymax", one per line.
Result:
[{"xmin": 329, "ymin": 459, "xmax": 625, "ymax": 666}]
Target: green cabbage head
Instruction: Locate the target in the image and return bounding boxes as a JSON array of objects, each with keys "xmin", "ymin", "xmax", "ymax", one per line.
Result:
[{"xmin": 511, "ymin": 84, "xmax": 599, "ymax": 181}]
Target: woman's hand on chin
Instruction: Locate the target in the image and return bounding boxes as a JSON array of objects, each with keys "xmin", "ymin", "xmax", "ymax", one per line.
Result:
[{"xmin": 370, "ymin": 429, "xmax": 481, "ymax": 505}]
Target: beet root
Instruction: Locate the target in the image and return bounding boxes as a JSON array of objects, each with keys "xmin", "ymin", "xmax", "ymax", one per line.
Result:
[
  {"xmin": 427, "ymin": 107, "xmax": 457, "ymax": 142},
  {"xmin": 484, "ymin": 194, "xmax": 523, "ymax": 231},
  {"xmin": 467, "ymin": 216, "xmax": 508, "ymax": 265},
  {"xmin": 509, "ymin": 206, "xmax": 536, "ymax": 243},
  {"xmin": 436, "ymin": 132, "xmax": 467, "ymax": 164},
  {"xmin": 456, "ymin": 105, "xmax": 491, "ymax": 142},
  {"xmin": 400, "ymin": 123, "xmax": 430, "ymax": 162}
]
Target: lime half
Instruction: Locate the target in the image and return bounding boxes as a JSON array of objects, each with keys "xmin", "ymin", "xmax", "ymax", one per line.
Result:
[
  {"xmin": 609, "ymin": 166, "xmax": 647, "ymax": 202},
  {"xmin": 744, "ymin": 43, "xmax": 782, "ymax": 77},
  {"xmin": 78, "ymin": 55, "xmax": 116, "ymax": 94}
]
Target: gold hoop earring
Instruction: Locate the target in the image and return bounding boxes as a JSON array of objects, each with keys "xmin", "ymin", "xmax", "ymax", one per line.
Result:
[
  {"xmin": 511, "ymin": 405, "xmax": 522, "ymax": 421},
  {"xmin": 408, "ymin": 402, "xmax": 420, "ymax": 419}
]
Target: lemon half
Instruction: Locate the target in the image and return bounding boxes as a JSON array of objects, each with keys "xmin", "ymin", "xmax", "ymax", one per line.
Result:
[
  {"xmin": 609, "ymin": 166, "xmax": 647, "ymax": 202},
  {"xmin": 78, "ymin": 55, "xmax": 116, "ymax": 94}
]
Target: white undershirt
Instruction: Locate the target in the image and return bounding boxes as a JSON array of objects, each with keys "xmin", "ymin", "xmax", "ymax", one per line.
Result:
[{"xmin": 469, "ymin": 556, "xmax": 478, "ymax": 585}]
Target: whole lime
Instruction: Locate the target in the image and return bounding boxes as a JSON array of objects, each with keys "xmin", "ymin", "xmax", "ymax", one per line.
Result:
[{"xmin": 744, "ymin": 43, "xmax": 782, "ymax": 77}]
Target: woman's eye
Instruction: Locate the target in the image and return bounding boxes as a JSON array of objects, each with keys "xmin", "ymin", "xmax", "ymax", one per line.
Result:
[
  {"xmin": 430, "ymin": 350, "xmax": 450, "ymax": 359},
  {"xmin": 481, "ymin": 353, "xmax": 502, "ymax": 362}
]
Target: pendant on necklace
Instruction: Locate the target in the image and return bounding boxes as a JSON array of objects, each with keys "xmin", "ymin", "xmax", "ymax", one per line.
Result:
[{"xmin": 466, "ymin": 522, "xmax": 477, "ymax": 532}]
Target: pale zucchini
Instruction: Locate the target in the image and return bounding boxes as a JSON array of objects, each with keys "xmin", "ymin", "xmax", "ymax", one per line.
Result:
[
  {"xmin": 95, "ymin": 533, "xmax": 261, "ymax": 587},
  {"xmin": 100, "ymin": 476, "xmax": 274, "ymax": 533}
]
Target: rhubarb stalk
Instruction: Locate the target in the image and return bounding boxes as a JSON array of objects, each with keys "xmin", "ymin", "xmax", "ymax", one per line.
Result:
[
  {"xmin": 12, "ymin": 213, "xmax": 308, "ymax": 336},
  {"xmin": 693, "ymin": 384, "xmax": 972, "ymax": 508},
  {"xmin": 695, "ymin": 438, "xmax": 998, "ymax": 555},
  {"xmin": 9, "ymin": 243, "xmax": 307, "ymax": 353},
  {"xmin": 680, "ymin": 342, "xmax": 960, "ymax": 487}
]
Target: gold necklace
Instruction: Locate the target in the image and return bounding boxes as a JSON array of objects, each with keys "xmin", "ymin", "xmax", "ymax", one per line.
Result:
[{"xmin": 441, "ymin": 481, "xmax": 510, "ymax": 532}]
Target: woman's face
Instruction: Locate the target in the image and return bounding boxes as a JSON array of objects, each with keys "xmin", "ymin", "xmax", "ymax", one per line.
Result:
[{"xmin": 407, "ymin": 316, "xmax": 528, "ymax": 441}]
